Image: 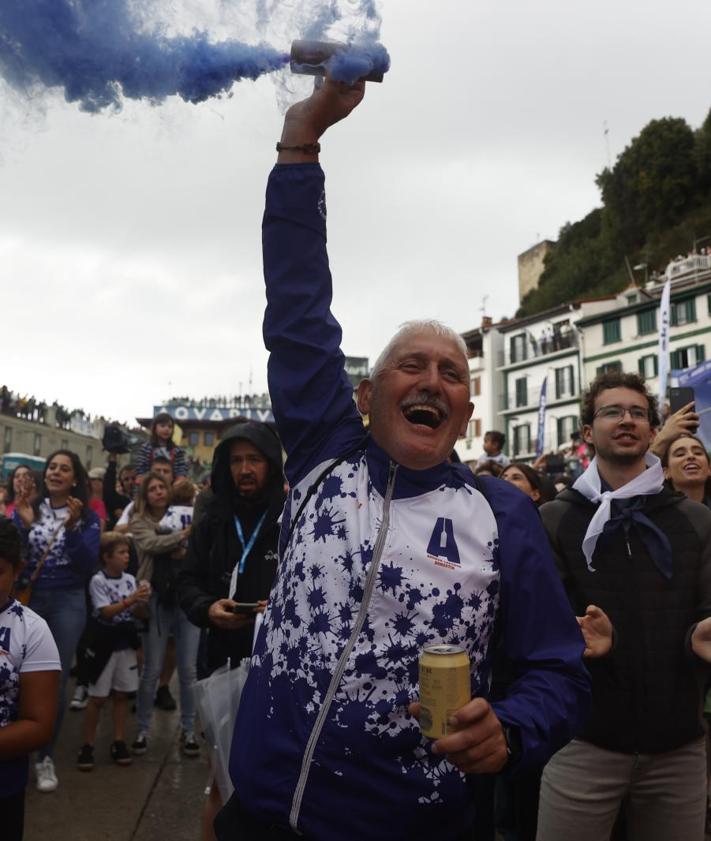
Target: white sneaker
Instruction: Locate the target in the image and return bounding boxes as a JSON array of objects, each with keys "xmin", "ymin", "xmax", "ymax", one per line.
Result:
[
  {"xmin": 69, "ymin": 685, "xmax": 88, "ymax": 711},
  {"xmin": 35, "ymin": 756, "xmax": 58, "ymax": 793}
]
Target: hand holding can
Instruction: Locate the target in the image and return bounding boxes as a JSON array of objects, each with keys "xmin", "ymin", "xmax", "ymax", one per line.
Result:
[{"xmin": 417, "ymin": 644, "xmax": 471, "ymax": 738}]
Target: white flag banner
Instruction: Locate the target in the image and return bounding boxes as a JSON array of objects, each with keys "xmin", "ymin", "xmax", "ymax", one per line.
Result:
[{"xmin": 658, "ymin": 279, "xmax": 671, "ymax": 407}]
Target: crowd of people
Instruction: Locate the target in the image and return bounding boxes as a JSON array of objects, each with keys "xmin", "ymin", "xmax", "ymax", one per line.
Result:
[
  {"xmin": 3, "ymin": 76, "xmax": 711, "ymax": 841},
  {"xmin": 0, "ymin": 409, "xmax": 284, "ymax": 840},
  {"xmin": 165, "ymin": 393, "xmax": 273, "ymax": 410}
]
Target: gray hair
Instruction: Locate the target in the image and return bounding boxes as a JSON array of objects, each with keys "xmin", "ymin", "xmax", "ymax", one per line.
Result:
[{"xmin": 370, "ymin": 320, "xmax": 470, "ymax": 389}]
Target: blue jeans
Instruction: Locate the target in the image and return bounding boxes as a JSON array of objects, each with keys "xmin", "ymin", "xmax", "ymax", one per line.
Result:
[
  {"xmin": 136, "ymin": 594, "xmax": 200, "ymax": 733},
  {"xmin": 29, "ymin": 586, "xmax": 87, "ymax": 760}
]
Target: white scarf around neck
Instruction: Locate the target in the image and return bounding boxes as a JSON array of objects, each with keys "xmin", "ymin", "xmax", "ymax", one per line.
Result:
[{"xmin": 572, "ymin": 451, "xmax": 665, "ymax": 571}]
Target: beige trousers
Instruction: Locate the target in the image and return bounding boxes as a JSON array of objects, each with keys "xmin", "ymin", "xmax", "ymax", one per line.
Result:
[{"xmin": 536, "ymin": 736, "xmax": 707, "ymax": 841}]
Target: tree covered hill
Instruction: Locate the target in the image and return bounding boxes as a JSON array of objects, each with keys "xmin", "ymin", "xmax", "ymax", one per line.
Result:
[{"xmin": 517, "ymin": 109, "xmax": 711, "ymax": 317}]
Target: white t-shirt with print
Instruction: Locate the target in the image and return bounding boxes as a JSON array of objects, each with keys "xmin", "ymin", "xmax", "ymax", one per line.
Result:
[
  {"xmin": 0, "ymin": 598, "xmax": 60, "ymax": 795},
  {"xmin": 89, "ymin": 570, "xmax": 137, "ymax": 626},
  {"xmin": 118, "ymin": 503, "xmax": 193, "ymax": 532},
  {"xmin": 0, "ymin": 599, "xmax": 60, "ymax": 730}
]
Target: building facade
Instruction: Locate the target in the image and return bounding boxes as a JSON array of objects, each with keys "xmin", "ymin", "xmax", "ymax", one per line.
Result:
[
  {"xmin": 455, "ymin": 320, "xmax": 503, "ymax": 464},
  {"xmin": 1, "ymin": 408, "xmax": 106, "ymax": 474},
  {"xmin": 578, "ymin": 262, "xmax": 711, "ymax": 399}
]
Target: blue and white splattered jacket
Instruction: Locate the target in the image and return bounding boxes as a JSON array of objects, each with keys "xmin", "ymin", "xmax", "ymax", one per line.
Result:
[{"xmin": 230, "ymin": 164, "xmax": 590, "ymax": 841}]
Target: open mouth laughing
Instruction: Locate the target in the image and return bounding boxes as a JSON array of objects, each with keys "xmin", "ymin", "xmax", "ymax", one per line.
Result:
[{"xmin": 401, "ymin": 398, "xmax": 449, "ymax": 430}]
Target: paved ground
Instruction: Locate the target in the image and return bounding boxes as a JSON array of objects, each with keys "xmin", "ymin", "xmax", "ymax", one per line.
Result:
[{"xmin": 25, "ymin": 683, "xmax": 206, "ymax": 841}]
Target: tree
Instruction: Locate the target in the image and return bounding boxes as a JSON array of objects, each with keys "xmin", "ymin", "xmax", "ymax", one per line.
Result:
[
  {"xmin": 597, "ymin": 118, "xmax": 697, "ymax": 247},
  {"xmin": 694, "ymin": 108, "xmax": 711, "ymax": 196}
]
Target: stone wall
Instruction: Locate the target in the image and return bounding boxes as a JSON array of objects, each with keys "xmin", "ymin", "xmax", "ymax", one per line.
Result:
[{"xmin": 518, "ymin": 240, "xmax": 554, "ymax": 303}]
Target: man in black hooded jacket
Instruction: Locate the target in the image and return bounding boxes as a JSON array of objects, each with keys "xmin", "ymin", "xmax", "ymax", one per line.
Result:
[{"xmin": 179, "ymin": 421, "xmax": 285, "ymax": 674}]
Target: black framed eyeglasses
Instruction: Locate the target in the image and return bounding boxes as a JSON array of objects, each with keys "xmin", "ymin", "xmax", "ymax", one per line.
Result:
[{"xmin": 593, "ymin": 404, "xmax": 650, "ymax": 422}]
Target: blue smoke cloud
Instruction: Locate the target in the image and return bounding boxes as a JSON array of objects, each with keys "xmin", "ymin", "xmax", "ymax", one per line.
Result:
[
  {"xmin": 0, "ymin": 0, "xmax": 290, "ymax": 112},
  {"xmin": 326, "ymin": 43, "xmax": 390, "ymax": 84}
]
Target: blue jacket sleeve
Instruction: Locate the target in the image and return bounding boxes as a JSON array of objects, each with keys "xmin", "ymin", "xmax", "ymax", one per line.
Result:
[
  {"xmin": 12, "ymin": 510, "xmax": 29, "ymax": 544},
  {"xmin": 172, "ymin": 446, "xmax": 188, "ymax": 478},
  {"xmin": 480, "ymin": 479, "xmax": 591, "ymax": 772},
  {"xmin": 64, "ymin": 513, "xmax": 101, "ymax": 579},
  {"xmin": 135, "ymin": 442, "xmax": 152, "ymax": 476},
  {"xmin": 262, "ymin": 164, "xmax": 365, "ymax": 486}
]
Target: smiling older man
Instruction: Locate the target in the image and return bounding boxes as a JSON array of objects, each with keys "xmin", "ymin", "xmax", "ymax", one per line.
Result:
[{"xmin": 214, "ymin": 79, "xmax": 590, "ymax": 841}]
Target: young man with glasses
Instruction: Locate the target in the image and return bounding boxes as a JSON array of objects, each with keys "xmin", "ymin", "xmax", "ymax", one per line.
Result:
[{"xmin": 537, "ymin": 370, "xmax": 711, "ymax": 841}]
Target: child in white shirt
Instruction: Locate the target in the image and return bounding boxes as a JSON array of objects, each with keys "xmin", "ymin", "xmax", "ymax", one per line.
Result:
[{"xmin": 77, "ymin": 532, "xmax": 149, "ymax": 771}]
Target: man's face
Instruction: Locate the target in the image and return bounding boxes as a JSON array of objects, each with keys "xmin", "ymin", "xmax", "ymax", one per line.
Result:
[
  {"xmin": 357, "ymin": 330, "xmax": 473, "ymax": 471},
  {"xmin": 119, "ymin": 469, "xmax": 136, "ymax": 495},
  {"xmin": 152, "ymin": 462, "xmax": 173, "ymax": 486},
  {"xmin": 582, "ymin": 387, "xmax": 655, "ymax": 465},
  {"xmin": 229, "ymin": 440, "xmax": 269, "ymax": 497}
]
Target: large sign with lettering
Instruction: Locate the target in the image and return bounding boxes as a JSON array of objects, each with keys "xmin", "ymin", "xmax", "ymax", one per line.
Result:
[{"xmin": 154, "ymin": 405, "xmax": 274, "ymax": 423}]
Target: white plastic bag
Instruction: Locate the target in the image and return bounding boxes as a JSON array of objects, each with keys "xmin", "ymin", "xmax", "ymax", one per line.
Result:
[{"xmin": 194, "ymin": 656, "xmax": 250, "ymax": 801}]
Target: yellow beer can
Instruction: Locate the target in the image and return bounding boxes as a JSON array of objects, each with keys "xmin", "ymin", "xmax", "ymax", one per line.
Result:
[{"xmin": 418, "ymin": 644, "xmax": 471, "ymax": 739}]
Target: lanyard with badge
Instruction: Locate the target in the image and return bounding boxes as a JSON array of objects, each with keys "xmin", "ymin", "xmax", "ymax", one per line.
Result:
[{"xmin": 229, "ymin": 511, "xmax": 268, "ymax": 599}]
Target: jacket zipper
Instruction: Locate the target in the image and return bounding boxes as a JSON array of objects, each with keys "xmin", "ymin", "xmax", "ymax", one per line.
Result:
[{"xmin": 288, "ymin": 460, "xmax": 399, "ymax": 831}]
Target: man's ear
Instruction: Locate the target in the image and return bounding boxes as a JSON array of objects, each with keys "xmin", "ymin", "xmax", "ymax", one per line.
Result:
[
  {"xmin": 356, "ymin": 379, "xmax": 373, "ymax": 416},
  {"xmin": 460, "ymin": 403, "xmax": 475, "ymax": 436},
  {"xmin": 582, "ymin": 423, "xmax": 594, "ymax": 446}
]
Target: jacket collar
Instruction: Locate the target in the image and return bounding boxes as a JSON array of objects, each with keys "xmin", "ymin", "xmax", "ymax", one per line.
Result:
[{"xmin": 365, "ymin": 438, "xmax": 472, "ymax": 500}]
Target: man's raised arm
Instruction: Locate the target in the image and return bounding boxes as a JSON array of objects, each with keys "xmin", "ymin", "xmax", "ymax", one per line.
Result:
[{"xmin": 263, "ymin": 79, "xmax": 368, "ymax": 484}]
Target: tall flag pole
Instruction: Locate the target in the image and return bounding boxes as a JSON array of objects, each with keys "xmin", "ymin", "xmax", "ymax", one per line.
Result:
[
  {"xmin": 536, "ymin": 375, "xmax": 548, "ymax": 458},
  {"xmin": 658, "ymin": 279, "xmax": 672, "ymax": 408}
]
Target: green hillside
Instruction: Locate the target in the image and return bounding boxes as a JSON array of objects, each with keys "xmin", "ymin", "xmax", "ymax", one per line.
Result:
[{"xmin": 517, "ymin": 109, "xmax": 711, "ymax": 317}]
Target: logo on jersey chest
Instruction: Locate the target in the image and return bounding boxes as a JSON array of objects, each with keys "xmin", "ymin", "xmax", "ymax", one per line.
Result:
[{"xmin": 426, "ymin": 517, "xmax": 461, "ymax": 569}]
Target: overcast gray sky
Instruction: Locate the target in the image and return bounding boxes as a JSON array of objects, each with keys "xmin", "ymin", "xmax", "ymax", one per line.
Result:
[{"xmin": 1, "ymin": 0, "xmax": 710, "ymax": 424}]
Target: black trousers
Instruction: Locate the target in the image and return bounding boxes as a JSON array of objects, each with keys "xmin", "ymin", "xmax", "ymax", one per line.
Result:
[
  {"xmin": 0, "ymin": 790, "xmax": 26, "ymax": 841},
  {"xmin": 215, "ymin": 792, "xmax": 477, "ymax": 841},
  {"xmin": 215, "ymin": 794, "xmax": 301, "ymax": 841}
]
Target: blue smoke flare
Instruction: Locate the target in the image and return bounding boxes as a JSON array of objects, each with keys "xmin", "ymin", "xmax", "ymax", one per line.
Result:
[
  {"xmin": 0, "ymin": 0, "xmax": 290, "ymax": 112},
  {"xmin": 326, "ymin": 43, "xmax": 390, "ymax": 84}
]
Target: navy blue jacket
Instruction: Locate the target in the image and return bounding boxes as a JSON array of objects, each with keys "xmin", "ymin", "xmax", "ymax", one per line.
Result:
[{"xmin": 229, "ymin": 164, "xmax": 590, "ymax": 841}]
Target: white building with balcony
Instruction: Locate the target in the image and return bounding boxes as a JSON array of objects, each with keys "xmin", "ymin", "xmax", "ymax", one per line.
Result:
[
  {"xmin": 496, "ymin": 298, "xmax": 617, "ymax": 460},
  {"xmin": 578, "ymin": 255, "xmax": 711, "ymax": 396},
  {"xmin": 454, "ymin": 319, "xmax": 504, "ymax": 465}
]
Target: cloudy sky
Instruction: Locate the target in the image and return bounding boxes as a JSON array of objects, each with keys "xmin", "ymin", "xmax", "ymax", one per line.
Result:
[{"xmin": 1, "ymin": 0, "xmax": 709, "ymax": 424}]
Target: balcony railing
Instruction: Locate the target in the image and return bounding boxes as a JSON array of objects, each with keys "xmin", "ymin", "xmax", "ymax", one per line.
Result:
[
  {"xmin": 504, "ymin": 330, "xmax": 578, "ymax": 367},
  {"xmin": 500, "ymin": 385, "xmax": 578, "ymax": 412}
]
